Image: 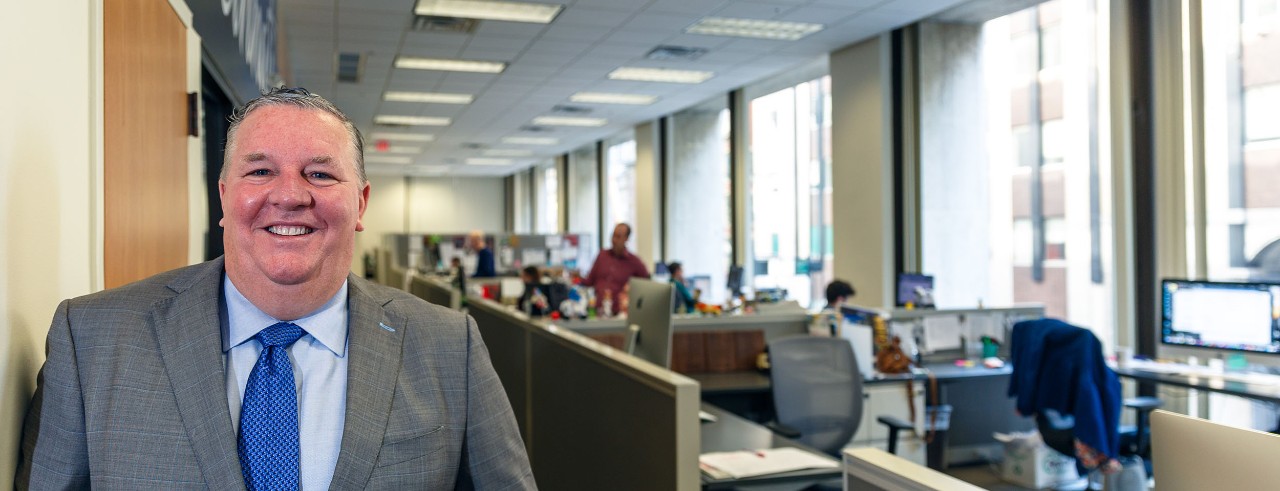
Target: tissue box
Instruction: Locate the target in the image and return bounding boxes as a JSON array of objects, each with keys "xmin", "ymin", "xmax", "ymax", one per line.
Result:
[{"xmin": 995, "ymin": 431, "xmax": 1079, "ymax": 489}]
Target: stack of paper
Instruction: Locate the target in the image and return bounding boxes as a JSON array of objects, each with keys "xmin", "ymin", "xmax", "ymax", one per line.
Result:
[{"xmin": 699, "ymin": 447, "xmax": 839, "ymax": 479}]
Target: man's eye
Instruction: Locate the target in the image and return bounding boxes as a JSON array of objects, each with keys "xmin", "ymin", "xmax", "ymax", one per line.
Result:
[
  {"xmin": 310, "ymin": 172, "xmax": 335, "ymax": 180},
  {"xmin": 249, "ymin": 169, "xmax": 271, "ymax": 176}
]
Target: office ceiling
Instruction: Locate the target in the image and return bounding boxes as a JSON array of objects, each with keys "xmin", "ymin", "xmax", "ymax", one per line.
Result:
[{"xmin": 277, "ymin": 0, "xmax": 971, "ymax": 177}]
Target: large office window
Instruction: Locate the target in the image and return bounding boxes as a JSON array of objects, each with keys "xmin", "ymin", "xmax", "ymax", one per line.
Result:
[
  {"xmin": 604, "ymin": 136, "xmax": 637, "ymax": 249},
  {"xmin": 918, "ymin": 0, "xmax": 1115, "ymax": 340},
  {"xmin": 533, "ymin": 161, "xmax": 558, "ymax": 234},
  {"xmin": 511, "ymin": 170, "xmax": 532, "ymax": 233},
  {"xmin": 668, "ymin": 97, "xmax": 733, "ymax": 302},
  {"xmin": 747, "ymin": 76, "xmax": 833, "ymax": 308},
  {"xmin": 1204, "ymin": 0, "xmax": 1280, "ymax": 281},
  {"xmin": 567, "ymin": 144, "xmax": 600, "ymax": 272}
]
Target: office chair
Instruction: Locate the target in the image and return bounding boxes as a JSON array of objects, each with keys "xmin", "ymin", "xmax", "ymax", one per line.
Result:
[
  {"xmin": 766, "ymin": 336, "xmax": 915, "ymax": 458},
  {"xmin": 1010, "ymin": 319, "xmax": 1156, "ymax": 489}
]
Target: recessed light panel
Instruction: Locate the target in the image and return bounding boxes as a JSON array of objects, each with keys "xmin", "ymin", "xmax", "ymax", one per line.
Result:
[
  {"xmin": 501, "ymin": 136, "xmax": 559, "ymax": 145},
  {"xmin": 370, "ymin": 132, "xmax": 436, "ymax": 142},
  {"xmin": 532, "ymin": 116, "xmax": 608, "ymax": 127},
  {"xmin": 608, "ymin": 67, "xmax": 714, "ymax": 84},
  {"xmin": 484, "ymin": 149, "xmax": 535, "ymax": 157},
  {"xmin": 395, "ymin": 56, "xmax": 506, "ymax": 73},
  {"xmin": 467, "ymin": 158, "xmax": 513, "ymax": 165},
  {"xmin": 686, "ymin": 17, "xmax": 823, "ymax": 41},
  {"xmin": 414, "ymin": 0, "xmax": 563, "ymax": 24},
  {"xmin": 384, "ymin": 91, "xmax": 475, "ymax": 104},
  {"xmin": 570, "ymin": 92, "xmax": 658, "ymax": 105},
  {"xmin": 375, "ymin": 115, "xmax": 452, "ymax": 126},
  {"xmin": 381, "ymin": 146, "xmax": 423, "ymax": 155},
  {"xmin": 366, "ymin": 155, "xmax": 413, "ymax": 164}
]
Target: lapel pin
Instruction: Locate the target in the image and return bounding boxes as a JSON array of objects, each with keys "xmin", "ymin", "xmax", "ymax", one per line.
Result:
[{"xmin": 379, "ymin": 322, "xmax": 396, "ymax": 333}]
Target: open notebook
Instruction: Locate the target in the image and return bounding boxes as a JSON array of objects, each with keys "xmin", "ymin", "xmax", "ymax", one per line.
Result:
[{"xmin": 699, "ymin": 447, "xmax": 839, "ymax": 479}]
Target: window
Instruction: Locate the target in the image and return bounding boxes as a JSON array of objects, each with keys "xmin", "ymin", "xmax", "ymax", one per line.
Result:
[
  {"xmin": 1204, "ymin": 0, "xmax": 1280, "ymax": 280},
  {"xmin": 511, "ymin": 170, "xmax": 532, "ymax": 233},
  {"xmin": 604, "ymin": 136, "xmax": 636, "ymax": 249},
  {"xmin": 534, "ymin": 162, "xmax": 558, "ymax": 234},
  {"xmin": 568, "ymin": 144, "xmax": 600, "ymax": 240},
  {"xmin": 747, "ymin": 76, "xmax": 833, "ymax": 308},
  {"xmin": 918, "ymin": 0, "xmax": 1114, "ymax": 340},
  {"xmin": 667, "ymin": 97, "xmax": 733, "ymax": 302}
]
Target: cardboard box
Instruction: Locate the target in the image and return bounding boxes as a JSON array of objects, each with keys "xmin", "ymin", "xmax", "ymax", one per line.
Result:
[{"xmin": 995, "ymin": 432, "xmax": 1080, "ymax": 489}]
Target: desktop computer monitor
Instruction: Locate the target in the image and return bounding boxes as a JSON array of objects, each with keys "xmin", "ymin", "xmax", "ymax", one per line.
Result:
[
  {"xmin": 726, "ymin": 265, "xmax": 744, "ymax": 297},
  {"xmin": 896, "ymin": 273, "xmax": 935, "ymax": 307},
  {"xmin": 1160, "ymin": 279, "xmax": 1280, "ymax": 355},
  {"xmin": 623, "ymin": 278, "xmax": 675, "ymax": 368}
]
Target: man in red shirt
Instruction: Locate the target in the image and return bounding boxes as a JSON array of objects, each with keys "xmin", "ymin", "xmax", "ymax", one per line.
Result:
[{"xmin": 582, "ymin": 223, "xmax": 650, "ymax": 309}]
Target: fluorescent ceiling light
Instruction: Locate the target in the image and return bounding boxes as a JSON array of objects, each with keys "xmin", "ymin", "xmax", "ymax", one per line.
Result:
[
  {"xmin": 484, "ymin": 149, "xmax": 534, "ymax": 157},
  {"xmin": 395, "ymin": 56, "xmax": 506, "ymax": 73},
  {"xmin": 608, "ymin": 67, "xmax": 713, "ymax": 84},
  {"xmin": 365, "ymin": 155, "xmax": 413, "ymax": 164},
  {"xmin": 370, "ymin": 132, "xmax": 435, "ymax": 142},
  {"xmin": 570, "ymin": 92, "xmax": 658, "ymax": 105},
  {"xmin": 501, "ymin": 136, "xmax": 559, "ymax": 145},
  {"xmin": 384, "ymin": 91, "xmax": 474, "ymax": 104},
  {"xmin": 375, "ymin": 115, "xmax": 452, "ymax": 126},
  {"xmin": 378, "ymin": 145, "xmax": 422, "ymax": 155},
  {"xmin": 686, "ymin": 17, "xmax": 823, "ymax": 41},
  {"xmin": 467, "ymin": 157, "xmax": 513, "ymax": 165},
  {"xmin": 532, "ymin": 116, "xmax": 607, "ymax": 127},
  {"xmin": 414, "ymin": 0, "xmax": 563, "ymax": 24}
]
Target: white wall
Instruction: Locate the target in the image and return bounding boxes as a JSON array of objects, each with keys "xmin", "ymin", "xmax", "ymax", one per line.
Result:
[
  {"xmin": 406, "ymin": 176, "xmax": 506, "ymax": 232},
  {"xmin": 353, "ymin": 174, "xmax": 408, "ymax": 275},
  {"xmin": 0, "ymin": 2, "xmax": 101, "ymax": 487},
  {"xmin": 633, "ymin": 121, "xmax": 660, "ymax": 267},
  {"xmin": 831, "ymin": 35, "xmax": 896, "ymax": 308}
]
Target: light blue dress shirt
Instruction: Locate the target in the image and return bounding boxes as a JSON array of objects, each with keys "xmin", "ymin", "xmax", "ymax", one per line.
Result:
[{"xmin": 223, "ymin": 276, "xmax": 349, "ymax": 491}]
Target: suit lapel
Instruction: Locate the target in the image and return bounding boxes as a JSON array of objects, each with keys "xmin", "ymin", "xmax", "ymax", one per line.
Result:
[
  {"xmin": 329, "ymin": 276, "xmax": 405, "ymax": 489},
  {"xmin": 152, "ymin": 258, "xmax": 246, "ymax": 490}
]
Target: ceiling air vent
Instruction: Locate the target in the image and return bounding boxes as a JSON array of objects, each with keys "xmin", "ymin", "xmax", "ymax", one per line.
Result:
[
  {"xmin": 412, "ymin": 15, "xmax": 478, "ymax": 33},
  {"xmin": 461, "ymin": 142, "xmax": 486, "ymax": 150},
  {"xmin": 552, "ymin": 105, "xmax": 592, "ymax": 114},
  {"xmin": 520, "ymin": 125, "xmax": 553, "ymax": 133},
  {"xmin": 336, "ymin": 52, "xmax": 363, "ymax": 83},
  {"xmin": 645, "ymin": 45, "xmax": 708, "ymax": 61}
]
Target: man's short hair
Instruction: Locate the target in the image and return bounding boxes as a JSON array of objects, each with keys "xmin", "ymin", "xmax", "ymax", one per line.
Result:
[
  {"xmin": 616, "ymin": 223, "xmax": 632, "ymax": 238},
  {"xmin": 825, "ymin": 280, "xmax": 856, "ymax": 306},
  {"xmin": 221, "ymin": 86, "xmax": 366, "ymax": 184},
  {"xmin": 522, "ymin": 266, "xmax": 540, "ymax": 279},
  {"xmin": 666, "ymin": 261, "xmax": 682, "ymax": 274}
]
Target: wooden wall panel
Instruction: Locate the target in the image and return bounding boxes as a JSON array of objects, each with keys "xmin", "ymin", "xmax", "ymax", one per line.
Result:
[{"xmin": 104, "ymin": 0, "xmax": 188, "ymax": 288}]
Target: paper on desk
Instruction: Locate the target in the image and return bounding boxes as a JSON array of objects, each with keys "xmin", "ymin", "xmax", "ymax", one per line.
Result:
[
  {"xmin": 699, "ymin": 447, "xmax": 838, "ymax": 479},
  {"xmin": 922, "ymin": 315, "xmax": 964, "ymax": 352},
  {"xmin": 968, "ymin": 313, "xmax": 1004, "ymax": 343}
]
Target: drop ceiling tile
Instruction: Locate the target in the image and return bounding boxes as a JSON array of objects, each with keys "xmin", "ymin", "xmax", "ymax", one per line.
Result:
[
  {"xmin": 554, "ymin": 6, "xmax": 636, "ymax": 27},
  {"xmin": 622, "ymin": 12, "xmax": 695, "ymax": 30},
  {"xmin": 522, "ymin": 39, "xmax": 591, "ymax": 55},
  {"xmin": 336, "ymin": 0, "xmax": 415, "ymax": 13},
  {"xmin": 645, "ymin": 0, "xmax": 730, "ymax": 16},
  {"xmin": 460, "ymin": 46, "xmax": 525, "ymax": 61},
  {"xmin": 777, "ymin": 6, "xmax": 864, "ymax": 25},
  {"xmin": 540, "ymin": 24, "xmax": 613, "ymax": 42},
  {"xmin": 709, "ymin": 1, "xmax": 798, "ymax": 20},
  {"xmin": 472, "ymin": 20, "xmax": 549, "ymax": 38},
  {"xmin": 603, "ymin": 29, "xmax": 673, "ymax": 45}
]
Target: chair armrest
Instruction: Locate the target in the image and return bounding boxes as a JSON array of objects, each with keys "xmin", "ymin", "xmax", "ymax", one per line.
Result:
[
  {"xmin": 876, "ymin": 415, "xmax": 915, "ymax": 431},
  {"xmin": 1123, "ymin": 396, "xmax": 1162, "ymax": 412},
  {"xmin": 765, "ymin": 421, "xmax": 802, "ymax": 438}
]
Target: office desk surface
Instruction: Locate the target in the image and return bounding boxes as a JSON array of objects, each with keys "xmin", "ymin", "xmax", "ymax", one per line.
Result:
[
  {"xmin": 699, "ymin": 404, "xmax": 842, "ymax": 489},
  {"xmin": 689, "ymin": 371, "xmax": 771, "ymax": 395},
  {"xmin": 1114, "ymin": 365, "xmax": 1280, "ymax": 405}
]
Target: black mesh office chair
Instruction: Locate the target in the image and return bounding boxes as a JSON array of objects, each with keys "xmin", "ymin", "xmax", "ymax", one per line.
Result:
[{"xmin": 767, "ymin": 336, "xmax": 915, "ymax": 457}]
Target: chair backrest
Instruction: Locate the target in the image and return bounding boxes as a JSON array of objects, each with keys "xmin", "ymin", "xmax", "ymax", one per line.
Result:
[{"xmin": 767, "ymin": 336, "xmax": 864, "ymax": 456}]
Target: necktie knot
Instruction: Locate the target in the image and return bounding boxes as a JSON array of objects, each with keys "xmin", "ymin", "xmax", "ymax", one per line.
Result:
[{"xmin": 258, "ymin": 322, "xmax": 305, "ymax": 348}]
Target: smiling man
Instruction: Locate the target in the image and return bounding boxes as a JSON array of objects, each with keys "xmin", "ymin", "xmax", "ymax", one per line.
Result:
[{"xmin": 18, "ymin": 87, "xmax": 535, "ymax": 490}]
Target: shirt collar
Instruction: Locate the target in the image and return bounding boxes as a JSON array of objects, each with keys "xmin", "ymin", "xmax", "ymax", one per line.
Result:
[{"xmin": 222, "ymin": 275, "xmax": 349, "ymax": 358}]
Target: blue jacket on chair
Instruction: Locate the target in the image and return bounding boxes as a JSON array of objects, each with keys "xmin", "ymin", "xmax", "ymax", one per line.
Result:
[{"xmin": 1009, "ymin": 318, "xmax": 1121, "ymax": 467}]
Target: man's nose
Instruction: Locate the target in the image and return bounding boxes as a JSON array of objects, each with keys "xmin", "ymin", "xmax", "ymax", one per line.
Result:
[{"xmin": 270, "ymin": 173, "xmax": 313, "ymax": 208}]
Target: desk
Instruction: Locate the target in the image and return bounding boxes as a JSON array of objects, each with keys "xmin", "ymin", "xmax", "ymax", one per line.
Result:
[
  {"xmin": 700, "ymin": 404, "xmax": 842, "ymax": 489},
  {"xmin": 1114, "ymin": 365, "xmax": 1280, "ymax": 405}
]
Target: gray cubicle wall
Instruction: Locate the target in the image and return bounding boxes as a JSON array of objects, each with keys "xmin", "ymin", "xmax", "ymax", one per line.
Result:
[
  {"xmin": 409, "ymin": 275, "xmax": 460, "ymax": 310},
  {"xmin": 466, "ymin": 297, "xmax": 701, "ymax": 491},
  {"xmin": 558, "ymin": 309, "xmax": 810, "ymax": 342}
]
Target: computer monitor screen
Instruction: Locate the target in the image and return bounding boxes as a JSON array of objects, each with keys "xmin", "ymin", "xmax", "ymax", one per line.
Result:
[
  {"xmin": 896, "ymin": 273, "xmax": 935, "ymax": 307},
  {"xmin": 1161, "ymin": 279, "xmax": 1280, "ymax": 354},
  {"xmin": 624, "ymin": 278, "xmax": 675, "ymax": 368},
  {"xmin": 726, "ymin": 265, "xmax": 744, "ymax": 297}
]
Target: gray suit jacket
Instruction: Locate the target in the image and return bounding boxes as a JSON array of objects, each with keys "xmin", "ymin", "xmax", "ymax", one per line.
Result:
[{"xmin": 17, "ymin": 258, "xmax": 535, "ymax": 489}]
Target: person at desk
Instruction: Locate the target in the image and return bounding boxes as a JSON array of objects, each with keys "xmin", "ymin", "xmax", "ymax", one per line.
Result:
[
  {"xmin": 469, "ymin": 229, "xmax": 496, "ymax": 278},
  {"xmin": 17, "ymin": 87, "xmax": 534, "ymax": 489},
  {"xmin": 581, "ymin": 223, "xmax": 650, "ymax": 310},
  {"xmin": 517, "ymin": 266, "xmax": 551, "ymax": 316},
  {"xmin": 667, "ymin": 261, "xmax": 696, "ymax": 313},
  {"xmin": 825, "ymin": 280, "xmax": 856, "ymax": 311}
]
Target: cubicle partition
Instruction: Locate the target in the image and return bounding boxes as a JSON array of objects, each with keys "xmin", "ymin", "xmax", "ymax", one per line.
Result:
[
  {"xmin": 409, "ymin": 275, "xmax": 460, "ymax": 310},
  {"xmin": 466, "ymin": 297, "xmax": 702, "ymax": 490}
]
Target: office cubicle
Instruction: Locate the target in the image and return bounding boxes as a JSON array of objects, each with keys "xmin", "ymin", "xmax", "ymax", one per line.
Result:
[{"xmin": 462, "ymin": 295, "xmax": 702, "ymax": 490}]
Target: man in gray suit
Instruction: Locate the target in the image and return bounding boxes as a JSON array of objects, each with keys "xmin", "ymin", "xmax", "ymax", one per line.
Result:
[{"xmin": 18, "ymin": 87, "xmax": 535, "ymax": 489}]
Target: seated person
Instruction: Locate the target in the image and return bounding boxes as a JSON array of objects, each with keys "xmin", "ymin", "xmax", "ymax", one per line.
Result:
[
  {"xmin": 668, "ymin": 261, "xmax": 696, "ymax": 314},
  {"xmin": 516, "ymin": 266, "xmax": 551, "ymax": 316}
]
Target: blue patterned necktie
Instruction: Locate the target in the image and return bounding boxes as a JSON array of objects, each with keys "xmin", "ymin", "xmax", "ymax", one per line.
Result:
[{"xmin": 239, "ymin": 322, "xmax": 306, "ymax": 491}]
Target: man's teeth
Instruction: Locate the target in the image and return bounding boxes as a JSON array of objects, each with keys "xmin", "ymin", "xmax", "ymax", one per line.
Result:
[{"xmin": 268, "ymin": 226, "xmax": 313, "ymax": 236}]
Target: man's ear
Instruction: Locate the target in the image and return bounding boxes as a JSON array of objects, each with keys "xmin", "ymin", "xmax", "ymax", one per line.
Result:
[{"xmin": 354, "ymin": 181, "xmax": 371, "ymax": 232}]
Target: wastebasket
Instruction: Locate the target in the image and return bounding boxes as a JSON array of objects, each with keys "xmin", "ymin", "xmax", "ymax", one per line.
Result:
[{"xmin": 925, "ymin": 404, "xmax": 952, "ymax": 470}]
